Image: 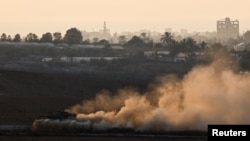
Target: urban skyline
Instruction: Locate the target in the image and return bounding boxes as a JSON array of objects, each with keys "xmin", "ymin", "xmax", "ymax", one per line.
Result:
[{"xmin": 1, "ymin": 0, "xmax": 250, "ymax": 36}]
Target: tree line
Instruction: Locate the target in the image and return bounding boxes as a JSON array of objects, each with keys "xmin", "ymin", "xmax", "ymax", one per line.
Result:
[
  {"xmin": 2, "ymin": 26, "xmax": 250, "ymax": 58},
  {"xmin": 0, "ymin": 28, "xmax": 83, "ymax": 45}
]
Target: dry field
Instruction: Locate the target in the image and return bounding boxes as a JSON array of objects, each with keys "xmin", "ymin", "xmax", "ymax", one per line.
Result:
[
  {"xmin": 0, "ymin": 69, "xmax": 147, "ymax": 124},
  {"xmin": 0, "ymin": 70, "xmax": 207, "ymax": 140}
]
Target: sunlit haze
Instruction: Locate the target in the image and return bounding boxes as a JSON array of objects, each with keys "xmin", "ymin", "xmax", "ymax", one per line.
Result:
[{"xmin": 1, "ymin": 0, "xmax": 250, "ymax": 36}]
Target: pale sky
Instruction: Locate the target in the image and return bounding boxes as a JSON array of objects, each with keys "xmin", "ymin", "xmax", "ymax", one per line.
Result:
[{"xmin": 1, "ymin": 0, "xmax": 250, "ymax": 37}]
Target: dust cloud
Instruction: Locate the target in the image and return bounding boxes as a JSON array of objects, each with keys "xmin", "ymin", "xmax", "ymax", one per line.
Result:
[
  {"xmin": 32, "ymin": 49, "xmax": 250, "ymax": 132},
  {"xmin": 63, "ymin": 60, "xmax": 250, "ymax": 131}
]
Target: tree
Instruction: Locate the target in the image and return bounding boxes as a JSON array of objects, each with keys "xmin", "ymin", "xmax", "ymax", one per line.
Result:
[
  {"xmin": 118, "ymin": 35, "xmax": 126, "ymax": 45},
  {"xmin": 53, "ymin": 32, "xmax": 62, "ymax": 43},
  {"xmin": 13, "ymin": 34, "xmax": 21, "ymax": 42},
  {"xmin": 99, "ymin": 39, "xmax": 110, "ymax": 47},
  {"xmin": 140, "ymin": 32, "xmax": 151, "ymax": 44},
  {"xmin": 7, "ymin": 35, "xmax": 12, "ymax": 41},
  {"xmin": 82, "ymin": 39, "xmax": 90, "ymax": 44},
  {"xmin": 185, "ymin": 37, "xmax": 197, "ymax": 51},
  {"xmin": 168, "ymin": 41, "xmax": 181, "ymax": 56},
  {"xmin": 140, "ymin": 32, "xmax": 146, "ymax": 39},
  {"xmin": 92, "ymin": 37, "xmax": 99, "ymax": 44},
  {"xmin": 207, "ymin": 43, "xmax": 230, "ymax": 61},
  {"xmin": 0, "ymin": 33, "xmax": 7, "ymax": 41},
  {"xmin": 243, "ymin": 31, "xmax": 250, "ymax": 43},
  {"xmin": 200, "ymin": 41, "xmax": 207, "ymax": 50},
  {"xmin": 64, "ymin": 28, "xmax": 83, "ymax": 44},
  {"xmin": 161, "ymin": 32, "xmax": 174, "ymax": 46},
  {"xmin": 240, "ymin": 51, "xmax": 250, "ymax": 70},
  {"xmin": 178, "ymin": 37, "xmax": 198, "ymax": 52},
  {"xmin": 25, "ymin": 33, "xmax": 39, "ymax": 42},
  {"xmin": 127, "ymin": 36, "xmax": 144, "ymax": 46},
  {"xmin": 40, "ymin": 32, "xmax": 53, "ymax": 42}
]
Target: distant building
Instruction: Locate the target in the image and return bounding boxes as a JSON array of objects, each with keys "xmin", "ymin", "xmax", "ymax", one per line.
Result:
[
  {"xmin": 165, "ymin": 28, "xmax": 172, "ymax": 33},
  {"xmin": 180, "ymin": 29, "xmax": 188, "ymax": 37},
  {"xmin": 82, "ymin": 22, "xmax": 111, "ymax": 41},
  {"xmin": 174, "ymin": 53, "xmax": 188, "ymax": 63},
  {"xmin": 217, "ymin": 17, "xmax": 239, "ymax": 42}
]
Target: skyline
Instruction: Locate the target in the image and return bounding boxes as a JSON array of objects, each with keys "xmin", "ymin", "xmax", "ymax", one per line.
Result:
[{"xmin": 1, "ymin": 0, "xmax": 250, "ymax": 37}]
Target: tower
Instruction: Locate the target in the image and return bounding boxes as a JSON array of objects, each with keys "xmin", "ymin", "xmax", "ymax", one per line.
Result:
[
  {"xmin": 101, "ymin": 21, "xmax": 111, "ymax": 40},
  {"xmin": 217, "ymin": 17, "xmax": 239, "ymax": 42},
  {"xmin": 103, "ymin": 21, "xmax": 107, "ymax": 34}
]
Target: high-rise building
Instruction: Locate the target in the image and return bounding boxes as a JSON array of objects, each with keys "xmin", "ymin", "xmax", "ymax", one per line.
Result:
[{"xmin": 217, "ymin": 17, "xmax": 239, "ymax": 42}]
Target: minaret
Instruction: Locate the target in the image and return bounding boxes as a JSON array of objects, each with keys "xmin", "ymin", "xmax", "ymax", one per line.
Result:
[{"xmin": 103, "ymin": 21, "xmax": 107, "ymax": 34}]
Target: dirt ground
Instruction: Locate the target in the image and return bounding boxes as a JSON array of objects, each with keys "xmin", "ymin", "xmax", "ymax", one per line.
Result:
[
  {"xmin": 0, "ymin": 69, "xmax": 208, "ymax": 140},
  {"xmin": 0, "ymin": 95, "xmax": 80, "ymax": 124},
  {"xmin": 0, "ymin": 69, "xmax": 149, "ymax": 124}
]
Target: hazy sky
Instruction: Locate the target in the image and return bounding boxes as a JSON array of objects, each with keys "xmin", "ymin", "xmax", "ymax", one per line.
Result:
[{"xmin": 1, "ymin": 0, "xmax": 250, "ymax": 37}]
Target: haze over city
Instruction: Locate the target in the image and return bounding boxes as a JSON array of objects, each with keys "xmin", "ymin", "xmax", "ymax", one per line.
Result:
[{"xmin": 1, "ymin": 0, "xmax": 250, "ymax": 36}]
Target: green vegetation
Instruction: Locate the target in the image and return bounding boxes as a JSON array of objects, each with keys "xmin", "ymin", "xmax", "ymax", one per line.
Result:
[
  {"xmin": 0, "ymin": 28, "xmax": 250, "ymax": 74},
  {"xmin": 63, "ymin": 28, "xmax": 83, "ymax": 44},
  {"xmin": 240, "ymin": 51, "xmax": 250, "ymax": 70},
  {"xmin": 40, "ymin": 32, "xmax": 53, "ymax": 43}
]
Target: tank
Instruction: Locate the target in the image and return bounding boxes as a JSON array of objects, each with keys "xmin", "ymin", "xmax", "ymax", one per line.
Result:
[{"xmin": 36, "ymin": 111, "xmax": 76, "ymax": 120}]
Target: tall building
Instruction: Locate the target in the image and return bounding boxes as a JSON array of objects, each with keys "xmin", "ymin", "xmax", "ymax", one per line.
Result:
[{"xmin": 217, "ymin": 17, "xmax": 239, "ymax": 42}]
